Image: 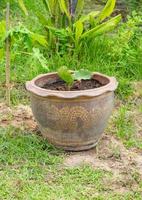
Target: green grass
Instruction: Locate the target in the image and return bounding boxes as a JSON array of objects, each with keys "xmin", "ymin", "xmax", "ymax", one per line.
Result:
[
  {"xmin": 0, "ymin": 2, "xmax": 142, "ymax": 199},
  {"xmin": 0, "ymin": 127, "xmax": 63, "ymax": 164},
  {"xmin": 114, "ymin": 105, "xmax": 134, "ymax": 140},
  {"xmin": 0, "ymin": 126, "xmax": 142, "ymax": 200},
  {"xmin": 111, "ymin": 105, "xmax": 142, "ymax": 149},
  {"xmin": 0, "ymin": 127, "xmax": 108, "ymax": 199}
]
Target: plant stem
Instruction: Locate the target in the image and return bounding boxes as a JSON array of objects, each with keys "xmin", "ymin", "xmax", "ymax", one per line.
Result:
[
  {"xmin": 17, "ymin": 51, "xmax": 32, "ymax": 55},
  {"xmin": 69, "ymin": 0, "xmax": 78, "ymax": 17},
  {"xmin": 5, "ymin": 2, "xmax": 10, "ymax": 107}
]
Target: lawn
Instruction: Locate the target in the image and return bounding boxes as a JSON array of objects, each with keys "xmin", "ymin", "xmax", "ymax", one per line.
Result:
[
  {"xmin": 0, "ymin": 1, "xmax": 142, "ymax": 199},
  {"xmin": 0, "ymin": 81, "xmax": 142, "ymax": 199}
]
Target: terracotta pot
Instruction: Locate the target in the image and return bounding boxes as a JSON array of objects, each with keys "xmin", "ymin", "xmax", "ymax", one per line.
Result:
[{"xmin": 26, "ymin": 72, "xmax": 118, "ymax": 151}]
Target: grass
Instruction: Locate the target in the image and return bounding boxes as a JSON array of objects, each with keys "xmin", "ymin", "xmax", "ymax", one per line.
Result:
[
  {"xmin": 114, "ymin": 105, "xmax": 134, "ymax": 140},
  {"xmin": 0, "ymin": 127, "xmax": 108, "ymax": 199},
  {"xmin": 0, "ymin": 1, "xmax": 142, "ymax": 199},
  {"xmin": 0, "ymin": 126, "xmax": 142, "ymax": 200},
  {"xmin": 0, "ymin": 3, "xmax": 142, "ymax": 105},
  {"xmin": 110, "ymin": 103, "xmax": 142, "ymax": 150}
]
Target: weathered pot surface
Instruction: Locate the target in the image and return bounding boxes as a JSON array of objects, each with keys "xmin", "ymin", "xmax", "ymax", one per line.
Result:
[{"xmin": 26, "ymin": 72, "xmax": 118, "ymax": 151}]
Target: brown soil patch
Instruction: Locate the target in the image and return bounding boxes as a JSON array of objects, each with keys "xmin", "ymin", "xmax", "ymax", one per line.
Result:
[
  {"xmin": 0, "ymin": 103, "xmax": 37, "ymax": 131},
  {"xmin": 64, "ymin": 134, "xmax": 142, "ymax": 193},
  {"xmin": 64, "ymin": 134, "xmax": 141, "ymax": 174}
]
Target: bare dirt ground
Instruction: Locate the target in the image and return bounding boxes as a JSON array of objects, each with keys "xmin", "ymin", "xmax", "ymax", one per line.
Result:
[{"xmin": 0, "ymin": 103, "xmax": 37, "ymax": 131}]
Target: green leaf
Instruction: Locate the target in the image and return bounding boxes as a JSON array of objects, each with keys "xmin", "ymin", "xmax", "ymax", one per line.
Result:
[
  {"xmin": 75, "ymin": 0, "xmax": 84, "ymax": 17},
  {"xmin": 0, "ymin": 20, "xmax": 6, "ymax": 40},
  {"xmin": 30, "ymin": 33, "xmax": 48, "ymax": 47},
  {"xmin": 42, "ymin": 0, "xmax": 49, "ymax": 10},
  {"xmin": 89, "ymin": 14, "xmax": 96, "ymax": 27},
  {"xmin": 66, "ymin": 27, "xmax": 75, "ymax": 42},
  {"xmin": 5, "ymin": 25, "xmax": 48, "ymax": 47},
  {"xmin": 46, "ymin": 26, "xmax": 69, "ymax": 41},
  {"xmin": 73, "ymin": 69, "xmax": 92, "ymax": 80},
  {"xmin": 58, "ymin": 66, "xmax": 74, "ymax": 86},
  {"xmin": 36, "ymin": 12, "xmax": 50, "ymax": 26},
  {"xmin": 75, "ymin": 20, "xmax": 83, "ymax": 44},
  {"xmin": 58, "ymin": 0, "xmax": 71, "ymax": 21},
  {"xmin": 32, "ymin": 48, "xmax": 49, "ymax": 70},
  {"xmin": 98, "ymin": 0, "xmax": 116, "ymax": 22},
  {"xmin": 81, "ymin": 14, "xmax": 122, "ymax": 39},
  {"xmin": 79, "ymin": 11, "xmax": 100, "ymax": 23},
  {"xmin": 0, "ymin": 48, "xmax": 4, "ymax": 60},
  {"xmin": 8, "ymin": 25, "xmax": 30, "ymax": 36},
  {"xmin": 18, "ymin": 0, "xmax": 28, "ymax": 16},
  {"xmin": 42, "ymin": 0, "xmax": 56, "ymax": 15}
]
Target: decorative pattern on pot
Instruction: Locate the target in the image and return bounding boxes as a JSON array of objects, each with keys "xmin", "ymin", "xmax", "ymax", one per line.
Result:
[{"xmin": 46, "ymin": 105, "xmax": 94, "ymax": 132}]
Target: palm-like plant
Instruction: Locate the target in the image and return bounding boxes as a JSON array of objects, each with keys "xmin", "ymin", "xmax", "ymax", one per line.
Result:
[{"xmin": 18, "ymin": 0, "xmax": 122, "ymax": 54}]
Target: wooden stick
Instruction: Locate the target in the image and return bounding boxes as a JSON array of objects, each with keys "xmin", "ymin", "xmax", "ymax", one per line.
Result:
[{"xmin": 5, "ymin": 3, "xmax": 10, "ymax": 106}]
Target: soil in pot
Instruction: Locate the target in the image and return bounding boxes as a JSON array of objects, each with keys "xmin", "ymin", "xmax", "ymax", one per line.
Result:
[{"xmin": 41, "ymin": 78, "xmax": 105, "ymax": 91}]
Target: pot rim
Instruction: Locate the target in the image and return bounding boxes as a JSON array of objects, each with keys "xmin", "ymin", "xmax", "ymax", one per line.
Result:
[{"xmin": 26, "ymin": 72, "xmax": 118, "ymax": 98}]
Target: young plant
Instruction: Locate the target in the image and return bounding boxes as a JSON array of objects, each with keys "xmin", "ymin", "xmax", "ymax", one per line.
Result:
[
  {"xmin": 58, "ymin": 66, "xmax": 74, "ymax": 88},
  {"xmin": 0, "ymin": 20, "xmax": 49, "ymax": 71},
  {"xmin": 57, "ymin": 66, "xmax": 93, "ymax": 89}
]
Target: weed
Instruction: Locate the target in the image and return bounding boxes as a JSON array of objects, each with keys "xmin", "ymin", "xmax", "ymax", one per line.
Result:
[
  {"xmin": 110, "ymin": 144, "xmax": 121, "ymax": 159},
  {"xmin": 116, "ymin": 78, "xmax": 133, "ymax": 100},
  {"xmin": 111, "ymin": 104, "xmax": 142, "ymax": 149},
  {"xmin": 114, "ymin": 105, "xmax": 134, "ymax": 139}
]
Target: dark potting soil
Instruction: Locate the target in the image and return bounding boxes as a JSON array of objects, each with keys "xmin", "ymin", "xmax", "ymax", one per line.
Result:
[{"xmin": 41, "ymin": 78, "xmax": 105, "ymax": 91}]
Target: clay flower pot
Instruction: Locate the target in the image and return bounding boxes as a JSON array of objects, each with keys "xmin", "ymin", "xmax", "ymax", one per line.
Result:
[{"xmin": 26, "ymin": 72, "xmax": 118, "ymax": 151}]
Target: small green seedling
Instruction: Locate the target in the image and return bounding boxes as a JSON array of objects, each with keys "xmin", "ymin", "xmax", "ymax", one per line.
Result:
[
  {"xmin": 58, "ymin": 66, "xmax": 74, "ymax": 87},
  {"xmin": 57, "ymin": 66, "xmax": 93, "ymax": 89}
]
